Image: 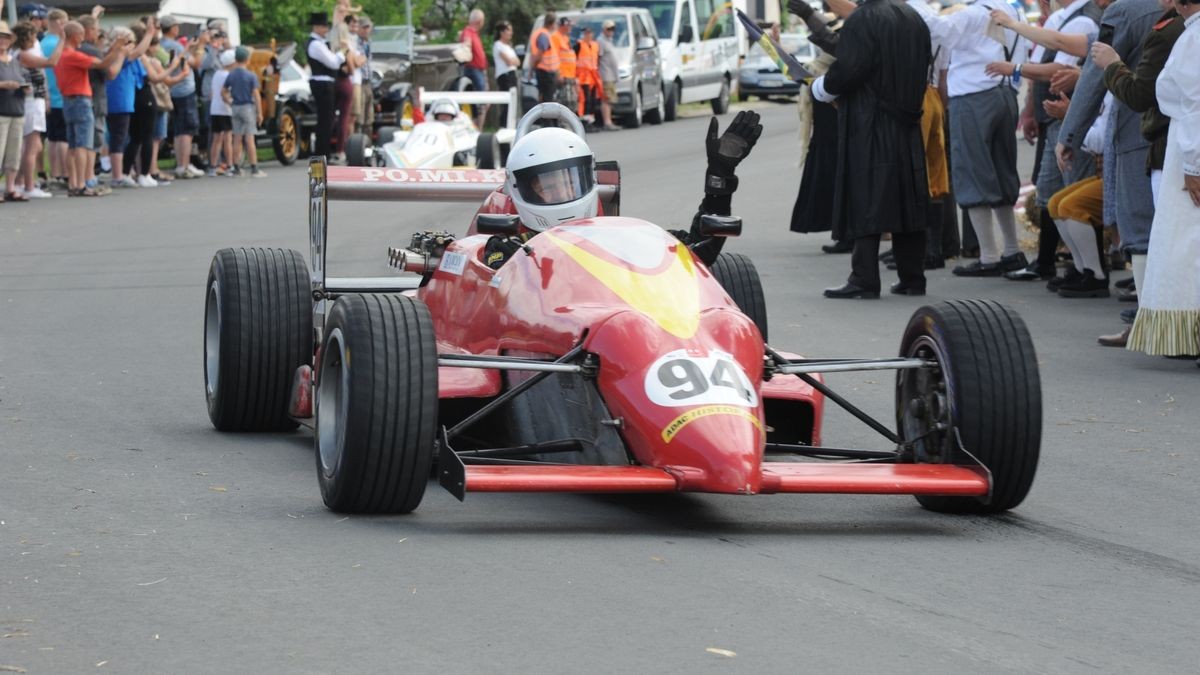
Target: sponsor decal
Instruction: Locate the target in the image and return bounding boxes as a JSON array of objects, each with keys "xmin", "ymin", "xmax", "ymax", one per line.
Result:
[
  {"xmin": 439, "ymin": 251, "xmax": 468, "ymax": 275},
  {"xmin": 355, "ymin": 168, "xmax": 507, "ymax": 184},
  {"xmin": 661, "ymin": 405, "xmax": 762, "ymax": 443},
  {"xmin": 644, "ymin": 350, "xmax": 757, "ymax": 408}
]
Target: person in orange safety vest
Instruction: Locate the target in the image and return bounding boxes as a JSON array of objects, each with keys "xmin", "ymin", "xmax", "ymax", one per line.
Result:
[
  {"xmin": 576, "ymin": 26, "xmax": 600, "ymax": 122},
  {"xmin": 549, "ymin": 16, "xmax": 578, "ymax": 112},
  {"xmin": 529, "ymin": 13, "xmax": 559, "ymax": 103}
]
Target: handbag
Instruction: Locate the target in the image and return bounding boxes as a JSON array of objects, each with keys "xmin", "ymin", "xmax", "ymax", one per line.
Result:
[
  {"xmin": 151, "ymin": 81, "xmax": 174, "ymax": 111},
  {"xmin": 451, "ymin": 39, "xmax": 473, "ymax": 63}
]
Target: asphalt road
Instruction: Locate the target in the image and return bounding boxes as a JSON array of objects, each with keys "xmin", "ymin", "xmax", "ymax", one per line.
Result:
[{"xmin": 2, "ymin": 102, "xmax": 1197, "ymax": 674}]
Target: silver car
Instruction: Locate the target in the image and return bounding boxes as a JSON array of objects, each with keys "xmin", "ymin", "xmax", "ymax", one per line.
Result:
[{"xmin": 528, "ymin": 8, "xmax": 666, "ymax": 128}]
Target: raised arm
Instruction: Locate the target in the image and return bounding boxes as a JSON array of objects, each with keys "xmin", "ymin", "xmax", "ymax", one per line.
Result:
[{"xmin": 990, "ymin": 9, "xmax": 1089, "ymax": 57}]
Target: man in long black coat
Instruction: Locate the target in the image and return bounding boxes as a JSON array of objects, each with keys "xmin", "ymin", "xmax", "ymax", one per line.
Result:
[{"xmin": 811, "ymin": 0, "xmax": 932, "ymax": 298}]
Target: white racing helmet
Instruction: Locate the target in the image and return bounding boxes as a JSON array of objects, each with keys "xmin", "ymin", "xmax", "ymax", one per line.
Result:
[
  {"xmin": 429, "ymin": 98, "xmax": 459, "ymax": 121},
  {"xmin": 505, "ymin": 126, "xmax": 598, "ymax": 231}
]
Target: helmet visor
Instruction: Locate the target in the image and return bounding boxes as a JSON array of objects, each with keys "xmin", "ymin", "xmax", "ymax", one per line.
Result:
[{"xmin": 512, "ymin": 156, "xmax": 595, "ymax": 206}]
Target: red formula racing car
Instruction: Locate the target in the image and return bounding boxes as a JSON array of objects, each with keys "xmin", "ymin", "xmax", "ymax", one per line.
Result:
[{"xmin": 203, "ymin": 113, "xmax": 1041, "ymax": 517}]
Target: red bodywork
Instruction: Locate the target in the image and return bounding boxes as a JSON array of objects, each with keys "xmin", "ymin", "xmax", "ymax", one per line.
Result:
[{"xmin": 318, "ymin": 166, "xmax": 989, "ymax": 500}]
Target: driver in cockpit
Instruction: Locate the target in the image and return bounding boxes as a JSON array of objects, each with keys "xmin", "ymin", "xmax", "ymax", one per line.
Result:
[{"xmin": 483, "ymin": 105, "xmax": 762, "ymax": 270}]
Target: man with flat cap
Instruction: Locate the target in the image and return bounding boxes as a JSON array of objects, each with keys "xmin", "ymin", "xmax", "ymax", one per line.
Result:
[{"xmin": 307, "ymin": 11, "xmax": 344, "ymax": 159}]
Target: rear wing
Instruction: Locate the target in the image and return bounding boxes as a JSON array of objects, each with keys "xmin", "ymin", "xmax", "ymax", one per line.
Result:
[{"xmin": 307, "ymin": 156, "xmax": 620, "ymax": 335}]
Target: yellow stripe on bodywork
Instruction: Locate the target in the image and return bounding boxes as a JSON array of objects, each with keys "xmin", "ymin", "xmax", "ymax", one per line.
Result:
[{"xmin": 545, "ymin": 231, "xmax": 700, "ymax": 338}]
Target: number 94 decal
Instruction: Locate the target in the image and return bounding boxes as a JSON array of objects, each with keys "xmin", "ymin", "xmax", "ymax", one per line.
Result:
[{"xmin": 643, "ymin": 350, "xmax": 757, "ymax": 408}]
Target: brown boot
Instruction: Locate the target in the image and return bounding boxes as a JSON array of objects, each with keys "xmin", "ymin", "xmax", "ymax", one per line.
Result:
[{"xmin": 1097, "ymin": 327, "xmax": 1131, "ymax": 347}]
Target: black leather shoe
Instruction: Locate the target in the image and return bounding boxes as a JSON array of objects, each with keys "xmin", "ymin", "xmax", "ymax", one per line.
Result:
[
  {"xmin": 1000, "ymin": 251, "xmax": 1029, "ymax": 271},
  {"xmin": 1117, "ymin": 288, "xmax": 1138, "ymax": 302},
  {"xmin": 824, "ymin": 283, "xmax": 880, "ymax": 299},
  {"xmin": 1047, "ymin": 267, "xmax": 1083, "ymax": 292},
  {"xmin": 952, "ymin": 260, "xmax": 1003, "ymax": 277},
  {"xmin": 890, "ymin": 281, "xmax": 926, "ymax": 296},
  {"xmin": 1004, "ymin": 263, "xmax": 1055, "ymax": 281},
  {"xmin": 1058, "ymin": 269, "xmax": 1111, "ymax": 298},
  {"xmin": 1115, "ymin": 276, "xmax": 1135, "ymax": 290},
  {"xmin": 879, "ymin": 248, "xmax": 895, "ymax": 263},
  {"xmin": 821, "ymin": 241, "xmax": 853, "ymax": 254}
]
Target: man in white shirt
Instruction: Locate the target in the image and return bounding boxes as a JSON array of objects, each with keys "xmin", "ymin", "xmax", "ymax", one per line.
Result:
[
  {"xmin": 307, "ymin": 11, "xmax": 345, "ymax": 158},
  {"xmin": 987, "ymin": 0, "xmax": 1102, "ymax": 281},
  {"xmin": 920, "ymin": 0, "xmax": 1032, "ymax": 276}
]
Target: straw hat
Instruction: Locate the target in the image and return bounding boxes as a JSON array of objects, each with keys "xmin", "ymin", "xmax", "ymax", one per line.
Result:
[{"xmin": 0, "ymin": 21, "xmax": 14, "ymax": 39}]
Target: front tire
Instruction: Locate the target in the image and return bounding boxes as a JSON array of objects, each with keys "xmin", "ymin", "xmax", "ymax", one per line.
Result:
[
  {"xmin": 896, "ymin": 300, "xmax": 1041, "ymax": 514},
  {"xmin": 709, "ymin": 253, "xmax": 768, "ymax": 342},
  {"xmin": 316, "ymin": 294, "xmax": 439, "ymax": 514},
  {"xmin": 475, "ymin": 132, "xmax": 500, "ymax": 169},
  {"xmin": 205, "ymin": 248, "xmax": 312, "ymax": 431},
  {"xmin": 345, "ymin": 133, "xmax": 370, "ymax": 167},
  {"xmin": 272, "ymin": 106, "xmax": 301, "ymax": 165},
  {"xmin": 625, "ymin": 86, "xmax": 643, "ymax": 128}
]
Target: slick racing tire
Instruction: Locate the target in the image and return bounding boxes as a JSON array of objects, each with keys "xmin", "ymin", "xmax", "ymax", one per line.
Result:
[
  {"xmin": 475, "ymin": 132, "xmax": 500, "ymax": 169},
  {"xmin": 345, "ymin": 133, "xmax": 370, "ymax": 167},
  {"xmin": 896, "ymin": 300, "xmax": 1041, "ymax": 514},
  {"xmin": 709, "ymin": 252, "xmax": 768, "ymax": 342},
  {"xmin": 205, "ymin": 248, "xmax": 312, "ymax": 431},
  {"xmin": 376, "ymin": 125, "xmax": 399, "ymax": 146},
  {"xmin": 316, "ymin": 294, "xmax": 439, "ymax": 514}
]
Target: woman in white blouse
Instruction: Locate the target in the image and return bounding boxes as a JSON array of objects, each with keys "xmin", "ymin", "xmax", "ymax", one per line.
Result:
[{"xmin": 1127, "ymin": 0, "xmax": 1200, "ymax": 360}]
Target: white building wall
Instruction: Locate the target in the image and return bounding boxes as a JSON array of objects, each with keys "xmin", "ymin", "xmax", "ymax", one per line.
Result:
[{"xmin": 161, "ymin": 0, "xmax": 243, "ymax": 44}]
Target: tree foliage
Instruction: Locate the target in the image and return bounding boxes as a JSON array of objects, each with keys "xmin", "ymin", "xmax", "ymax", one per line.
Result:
[{"xmin": 240, "ymin": 0, "xmax": 576, "ymax": 54}]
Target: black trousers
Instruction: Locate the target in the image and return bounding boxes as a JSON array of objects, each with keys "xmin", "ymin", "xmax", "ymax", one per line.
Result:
[
  {"xmin": 123, "ymin": 89, "xmax": 154, "ymax": 176},
  {"xmin": 851, "ymin": 231, "xmax": 926, "ymax": 292},
  {"xmin": 311, "ymin": 80, "xmax": 336, "ymax": 158},
  {"xmin": 536, "ymin": 69, "xmax": 558, "ymax": 103}
]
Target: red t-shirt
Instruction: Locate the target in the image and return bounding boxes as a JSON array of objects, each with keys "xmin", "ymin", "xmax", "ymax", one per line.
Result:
[
  {"xmin": 458, "ymin": 26, "xmax": 487, "ymax": 70},
  {"xmin": 55, "ymin": 47, "xmax": 96, "ymax": 98}
]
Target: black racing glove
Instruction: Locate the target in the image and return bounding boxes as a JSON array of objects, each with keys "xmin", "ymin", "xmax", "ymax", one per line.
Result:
[
  {"xmin": 788, "ymin": 0, "xmax": 815, "ymax": 20},
  {"xmin": 704, "ymin": 110, "xmax": 762, "ymax": 196},
  {"xmin": 484, "ymin": 235, "xmax": 523, "ymax": 270}
]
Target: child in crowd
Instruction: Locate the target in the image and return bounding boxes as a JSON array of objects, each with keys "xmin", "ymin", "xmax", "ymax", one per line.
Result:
[
  {"xmin": 207, "ymin": 48, "xmax": 235, "ymax": 176},
  {"xmin": 221, "ymin": 46, "xmax": 263, "ymax": 177}
]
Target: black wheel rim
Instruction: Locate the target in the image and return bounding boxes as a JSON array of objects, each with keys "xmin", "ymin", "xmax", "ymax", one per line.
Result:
[{"xmin": 897, "ymin": 336, "xmax": 953, "ymax": 463}]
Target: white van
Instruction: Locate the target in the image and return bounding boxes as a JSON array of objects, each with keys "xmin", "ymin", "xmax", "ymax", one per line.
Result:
[{"xmin": 585, "ymin": 0, "xmax": 745, "ymax": 119}]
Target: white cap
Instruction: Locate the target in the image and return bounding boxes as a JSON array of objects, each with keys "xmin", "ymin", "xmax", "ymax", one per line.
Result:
[{"xmin": 219, "ymin": 49, "xmax": 236, "ymax": 67}]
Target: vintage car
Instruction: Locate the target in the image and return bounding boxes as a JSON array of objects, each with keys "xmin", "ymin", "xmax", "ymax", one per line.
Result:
[{"xmin": 202, "ymin": 106, "xmax": 1041, "ymax": 517}]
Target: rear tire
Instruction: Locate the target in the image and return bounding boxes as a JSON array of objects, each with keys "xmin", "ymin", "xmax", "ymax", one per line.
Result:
[
  {"xmin": 709, "ymin": 252, "xmax": 768, "ymax": 342},
  {"xmin": 316, "ymin": 294, "xmax": 439, "ymax": 514},
  {"xmin": 475, "ymin": 132, "xmax": 500, "ymax": 169},
  {"xmin": 711, "ymin": 79, "xmax": 730, "ymax": 115},
  {"xmin": 645, "ymin": 86, "xmax": 665, "ymax": 125},
  {"xmin": 272, "ymin": 106, "xmax": 301, "ymax": 165},
  {"xmin": 345, "ymin": 133, "xmax": 370, "ymax": 166},
  {"xmin": 625, "ymin": 86, "xmax": 643, "ymax": 128},
  {"xmin": 205, "ymin": 248, "xmax": 312, "ymax": 431},
  {"xmin": 664, "ymin": 81, "xmax": 679, "ymax": 121},
  {"xmin": 896, "ymin": 300, "xmax": 1041, "ymax": 514}
]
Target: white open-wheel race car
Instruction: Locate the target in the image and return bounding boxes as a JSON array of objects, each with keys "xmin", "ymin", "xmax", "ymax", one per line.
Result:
[{"xmin": 345, "ymin": 89, "xmax": 519, "ymax": 170}]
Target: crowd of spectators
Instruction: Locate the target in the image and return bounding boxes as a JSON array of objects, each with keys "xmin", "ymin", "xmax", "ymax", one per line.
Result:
[
  {"xmin": 0, "ymin": 2, "xmax": 269, "ymax": 202},
  {"xmin": 789, "ymin": 0, "xmax": 1199, "ymax": 361}
]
